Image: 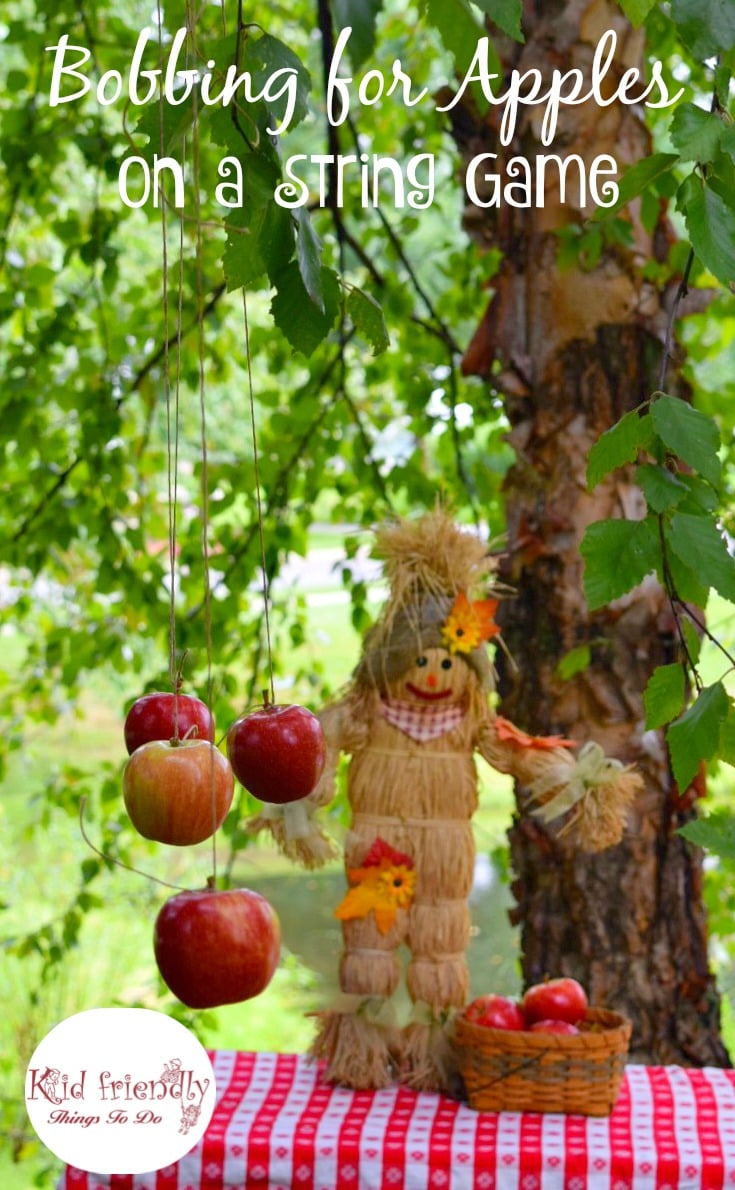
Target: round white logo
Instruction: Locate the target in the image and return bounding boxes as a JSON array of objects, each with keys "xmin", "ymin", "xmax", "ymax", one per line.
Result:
[{"xmin": 25, "ymin": 1008, "xmax": 216, "ymax": 1175}]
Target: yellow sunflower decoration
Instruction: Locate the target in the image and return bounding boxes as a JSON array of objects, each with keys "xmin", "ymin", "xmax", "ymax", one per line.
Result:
[
  {"xmin": 441, "ymin": 591, "xmax": 500, "ymax": 654},
  {"xmin": 335, "ymin": 839, "xmax": 416, "ymax": 935}
]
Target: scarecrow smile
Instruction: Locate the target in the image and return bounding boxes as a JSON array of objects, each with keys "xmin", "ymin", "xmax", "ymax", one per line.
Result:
[{"xmin": 404, "ymin": 683, "xmax": 453, "ymax": 701}]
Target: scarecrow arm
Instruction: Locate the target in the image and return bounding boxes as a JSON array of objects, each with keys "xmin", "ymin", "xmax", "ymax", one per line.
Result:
[
  {"xmin": 477, "ymin": 714, "xmax": 641, "ymax": 852},
  {"xmin": 245, "ymin": 701, "xmax": 353, "ymax": 870}
]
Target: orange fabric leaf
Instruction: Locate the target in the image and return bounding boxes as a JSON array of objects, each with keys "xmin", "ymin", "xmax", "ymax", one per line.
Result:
[
  {"xmin": 373, "ymin": 902, "xmax": 400, "ymax": 934},
  {"xmin": 334, "ymin": 881, "xmax": 382, "ymax": 923},
  {"xmin": 442, "ymin": 591, "xmax": 501, "ymax": 654},
  {"xmin": 495, "ymin": 715, "xmax": 577, "ymax": 751},
  {"xmin": 334, "ymin": 859, "xmax": 416, "ymax": 935}
]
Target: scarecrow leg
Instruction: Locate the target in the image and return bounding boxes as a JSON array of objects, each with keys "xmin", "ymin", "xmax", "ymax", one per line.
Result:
[
  {"xmin": 310, "ymin": 915, "xmax": 404, "ymax": 1090},
  {"xmin": 399, "ymin": 896, "xmax": 471, "ymax": 1095}
]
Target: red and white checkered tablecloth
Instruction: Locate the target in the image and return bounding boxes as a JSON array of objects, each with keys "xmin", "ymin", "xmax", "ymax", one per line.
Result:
[{"xmin": 58, "ymin": 1050, "xmax": 735, "ymax": 1190}]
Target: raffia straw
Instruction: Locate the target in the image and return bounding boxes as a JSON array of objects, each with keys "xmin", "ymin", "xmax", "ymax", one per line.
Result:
[{"xmin": 310, "ymin": 1011, "xmax": 397, "ymax": 1090}]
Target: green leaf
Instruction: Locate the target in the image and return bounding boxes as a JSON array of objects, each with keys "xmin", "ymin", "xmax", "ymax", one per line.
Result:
[
  {"xmin": 345, "ymin": 286, "xmax": 390, "ymax": 355},
  {"xmin": 581, "ymin": 517, "xmax": 660, "ymax": 609},
  {"xmin": 332, "ymin": 0, "xmax": 384, "ymax": 67},
  {"xmin": 421, "ymin": 0, "xmax": 492, "ymax": 77},
  {"xmin": 671, "ymin": 0, "xmax": 735, "ymax": 61},
  {"xmin": 636, "ymin": 463, "xmax": 688, "ymax": 513},
  {"xmin": 667, "ymin": 682, "xmax": 729, "ymax": 791},
  {"xmin": 222, "ymin": 197, "xmax": 293, "ymax": 291},
  {"xmin": 643, "ymin": 663, "xmax": 686, "ymax": 730},
  {"xmin": 294, "ymin": 207, "xmax": 325, "ymax": 311},
  {"xmin": 587, "ymin": 409, "xmax": 654, "ymax": 489},
  {"xmin": 271, "ymin": 263, "xmax": 341, "ymax": 356},
  {"xmin": 667, "ymin": 512, "xmax": 735, "ymax": 602},
  {"xmin": 679, "ymin": 810, "xmax": 735, "ymax": 859},
  {"xmin": 473, "ymin": 0, "xmax": 524, "ymax": 41},
  {"xmin": 556, "ymin": 644, "xmax": 591, "ymax": 680},
  {"xmin": 677, "ymin": 474, "xmax": 720, "ymax": 514},
  {"xmin": 132, "ymin": 96, "xmax": 195, "ymax": 165},
  {"xmin": 618, "ymin": 0, "xmax": 658, "ymax": 25},
  {"xmin": 243, "ymin": 33, "xmax": 311, "ymax": 133},
  {"xmin": 718, "ymin": 703, "xmax": 735, "ymax": 766},
  {"xmin": 651, "ymin": 394, "xmax": 721, "ymax": 488},
  {"xmin": 670, "ymin": 102, "xmax": 724, "ymax": 164},
  {"xmin": 684, "ymin": 179, "xmax": 735, "ymax": 289},
  {"xmin": 721, "ymin": 123, "xmax": 735, "ymax": 161},
  {"xmin": 593, "ymin": 153, "xmax": 679, "ymax": 220},
  {"xmin": 682, "ymin": 616, "xmax": 703, "ymax": 666},
  {"xmin": 664, "ymin": 546, "xmax": 710, "ymax": 607}
]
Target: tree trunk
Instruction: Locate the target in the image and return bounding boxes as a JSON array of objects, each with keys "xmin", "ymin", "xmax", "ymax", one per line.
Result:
[{"xmin": 451, "ymin": 0, "xmax": 730, "ymax": 1065}]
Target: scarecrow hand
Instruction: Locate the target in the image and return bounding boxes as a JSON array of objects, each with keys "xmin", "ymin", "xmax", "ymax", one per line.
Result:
[
  {"xmin": 245, "ymin": 705, "xmax": 345, "ymax": 869},
  {"xmin": 478, "ymin": 715, "xmax": 641, "ymax": 852},
  {"xmin": 524, "ymin": 742, "xmax": 642, "ymax": 852},
  {"xmin": 246, "ymin": 797, "xmax": 338, "ymax": 869}
]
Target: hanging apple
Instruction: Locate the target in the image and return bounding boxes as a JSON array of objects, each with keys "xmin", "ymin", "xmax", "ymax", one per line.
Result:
[
  {"xmin": 226, "ymin": 702, "xmax": 326, "ymax": 805},
  {"xmin": 123, "ymin": 739, "xmax": 234, "ymax": 845},
  {"xmin": 153, "ymin": 887, "xmax": 281, "ymax": 1008},
  {"xmin": 124, "ymin": 691, "xmax": 214, "ymax": 755}
]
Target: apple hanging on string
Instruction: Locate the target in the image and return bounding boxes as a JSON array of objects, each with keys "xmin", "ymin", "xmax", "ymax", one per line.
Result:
[
  {"xmin": 226, "ymin": 698, "xmax": 326, "ymax": 805},
  {"xmin": 154, "ymin": 884, "xmax": 281, "ymax": 1009},
  {"xmin": 123, "ymin": 739, "xmax": 234, "ymax": 846},
  {"xmin": 124, "ymin": 691, "xmax": 214, "ymax": 755}
]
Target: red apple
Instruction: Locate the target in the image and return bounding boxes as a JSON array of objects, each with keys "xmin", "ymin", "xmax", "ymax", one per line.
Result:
[
  {"xmin": 154, "ymin": 887, "xmax": 281, "ymax": 1008},
  {"xmin": 464, "ymin": 994, "xmax": 526, "ymax": 1031},
  {"xmin": 226, "ymin": 703, "xmax": 326, "ymax": 805},
  {"xmin": 123, "ymin": 739, "xmax": 234, "ymax": 846},
  {"xmin": 529, "ymin": 1019, "xmax": 581, "ymax": 1035},
  {"xmin": 522, "ymin": 977, "xmax": 588, "ymax": 1027},
  {"xmin": 124, "ymin": 691, "xmax": 214, "ymax": 754}
]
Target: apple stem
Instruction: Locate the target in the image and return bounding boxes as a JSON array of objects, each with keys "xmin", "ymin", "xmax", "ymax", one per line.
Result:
[
  {"xmin": 206, "ymin": 874, "xmax": 216, "ymax": 890},
  {"xmin": 262, "ymin": 688, "xmax": 271, "ymax": 709}
]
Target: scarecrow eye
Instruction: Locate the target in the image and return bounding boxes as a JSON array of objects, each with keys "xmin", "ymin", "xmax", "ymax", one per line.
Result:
[
  {"xmin": 416, "ymin": 656, "xmax": 428, "ymax": 667},
  {"xmin": 441, "ymin": 658, "xmax": 453, "ymax": 670}
]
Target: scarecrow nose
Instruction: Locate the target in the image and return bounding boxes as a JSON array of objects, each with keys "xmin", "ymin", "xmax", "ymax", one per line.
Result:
[{"xmin": 426, "ymin": 673, "xmax": 438, "ymax": 688}]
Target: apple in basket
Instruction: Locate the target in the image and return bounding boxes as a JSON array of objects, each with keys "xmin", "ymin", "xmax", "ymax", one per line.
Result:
[
  {"xmin": 522, "ymin": 977, "xmax": 588, "ymax": 1027},
  {"xmin": 529, "ymin": 1019, "xmax": 581, "ymax": 1035},
  {"xmin": 464, "ymin": 994, "xmax": 525, "ymax": 1030}
]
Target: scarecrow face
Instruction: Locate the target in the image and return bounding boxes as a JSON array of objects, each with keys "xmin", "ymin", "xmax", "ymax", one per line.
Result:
[{"xmin": 391, "ymin": 647, "xmax": 469, "ymax": 705}]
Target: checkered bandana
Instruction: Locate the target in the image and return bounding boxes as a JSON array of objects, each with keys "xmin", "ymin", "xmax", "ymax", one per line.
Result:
[{"xmin": 381, "ymin": 698, "xmax": 466, "ymax": 742}]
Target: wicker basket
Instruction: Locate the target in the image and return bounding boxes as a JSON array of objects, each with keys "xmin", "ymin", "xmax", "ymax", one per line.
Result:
[{"xmin": 453, "ymin": 1007, "xmax": 632, "ymax": 1115}]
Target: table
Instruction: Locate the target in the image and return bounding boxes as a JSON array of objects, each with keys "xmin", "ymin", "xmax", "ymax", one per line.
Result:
[{"xmin": 58, "ymin": 1050, "xmax": 735, "ymax": 1189}]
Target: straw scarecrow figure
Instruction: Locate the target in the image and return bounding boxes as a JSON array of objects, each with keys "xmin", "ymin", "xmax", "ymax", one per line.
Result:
[{"xmin": 249, "ymin": 509, "xmax": 641, "ymax": 1094}]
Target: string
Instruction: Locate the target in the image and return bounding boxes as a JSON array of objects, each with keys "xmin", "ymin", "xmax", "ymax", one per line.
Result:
[
  {"xmin": 155, "ymin": 0, "xmax": 182, "ymax": 742},
  {"xmin": 182, "ymin": 4, "xmax": 218, "ymax": 884},
  {"xmin": 79, "ymin": 798, "xmax": 189, "ymax": 893},
  {"xmin": 242, "ymin": 290, "xmax": 275, "ymax": 705}
]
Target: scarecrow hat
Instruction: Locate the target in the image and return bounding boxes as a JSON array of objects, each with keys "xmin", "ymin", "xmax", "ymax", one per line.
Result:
[{"xmin": 354, "ymin": 507, "xmax": 503, "ymax": 691}]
